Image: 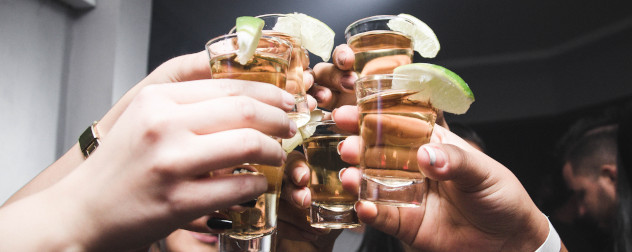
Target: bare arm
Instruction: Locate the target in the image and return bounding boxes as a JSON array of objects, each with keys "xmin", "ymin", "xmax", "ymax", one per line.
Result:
[
  {"xmin": 3, "ymin": 51, "xmax": 212, "ymax": 206},
  {"xmin": 0, "ymin": 78, "xmax": 296, "ymax": 251}
]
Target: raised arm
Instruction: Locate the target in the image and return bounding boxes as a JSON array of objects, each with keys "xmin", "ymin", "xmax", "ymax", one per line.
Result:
[{"xmin": 3, "ymin": 51, "xmax": 213, "ymax": 206}]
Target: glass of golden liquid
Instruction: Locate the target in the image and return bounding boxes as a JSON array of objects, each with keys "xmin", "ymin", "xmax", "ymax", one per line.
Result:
[
  {"xmin": 355, "ymin": 74, "xmax": 436, "ymax": 207},
  {"xmin": 206, "ymin": 33, "xmax": 292, "ymax": 243},
  {"xmin": 230, "ymin": 14, "xmax": 311, "ymax": 127},
  {"xmin": 345, "ymin": 15, "xmax": 414, "ymax": 77},
  {"xmin": 302, "ymin": 120, "xmax": 360, "ymax": 229}
]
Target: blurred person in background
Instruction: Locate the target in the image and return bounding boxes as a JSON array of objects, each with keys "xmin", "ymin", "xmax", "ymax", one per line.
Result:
[{"xmin": 549, "ymin": 104, "xmax": 632, "ymax": 252}]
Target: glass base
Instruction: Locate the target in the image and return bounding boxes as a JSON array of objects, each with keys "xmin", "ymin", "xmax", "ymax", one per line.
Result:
[
  {"xmin": 310, "ymin": 202, "xmax": 360, "ymax": 229},
  {"xmin": 219, "ymin": 230, "xmax": 277, "ymax": 252},
  {"xmin": 359, "ymin": 175, "xmax": 427, "ymax": 207}
]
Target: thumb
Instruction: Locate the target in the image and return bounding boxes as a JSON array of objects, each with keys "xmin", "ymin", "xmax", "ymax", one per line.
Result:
[
  {"xmin": 418, "ymin": 143, "xmax": 500, "ymax": 192},
  {"xmin": 332, "ymin": 44, "xmax": 354, "ymax": 70}
]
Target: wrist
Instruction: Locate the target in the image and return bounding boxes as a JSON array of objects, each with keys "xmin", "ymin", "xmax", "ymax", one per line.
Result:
[
  {"xmin": 0, "ymin": 188, "xmax": 92, "ymax": 251},
  {"xmin": 534, "ymin": 215, "xmax": 561, "ymax": 252},
  {"xmin": 504, "ymin": 207, "xmax": 550, "ymax": 251},
  {"xmin": 43, "ymin": 184, "xmax": 99, "ymax": 251}
]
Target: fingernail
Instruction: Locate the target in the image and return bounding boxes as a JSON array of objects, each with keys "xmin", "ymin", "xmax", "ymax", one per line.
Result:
[
  {"xmin": 289, "ymin": 120, "xmax": 297, "ymax": 136},
  {"xmin": 421, "ymin": 146, "xmax": 445, "ymax": 167},
  {"xmin": 332, "ymin": 108, "xmax": 338, "ymax": 122},
  {"xmin": 294, "ymin": 169, "xmax": 307, "ymax": 184},
  {"xmin": 337, "ymin": 140, "xmax": 344, "ymax": 155},
  {"xmin": 282, "ymin": 91, "xmax": 296, "ymax": 109},
  {"xmin": 338, "ymin": 168, "xmax": 347, "ymax": 181},
  {"xmin": 353, "ymin": 201, "xmax": 360, "ymax": 213},
  {"xmin": 314, "ymin": 89, "xmax": 327, "ymax": 103},
  {"xmin": 238, "ymin": 199, "xmax": 257, "ymax": 208},
  {"xmin": 341, "ymin": 73, "xmax": 356, "ymax": 91},
  {"xmin": 300, "ymin": 188, "xmax": 310, "ymax": 207},
  {"xmin": 206, "ymin": 217, "xmax": 232, "ymax": 230},
  {"xmin": 337, "ymin": 50, "xmax": 347, "ymax": 66},
  {"xmin": 426, "ymin": 146, "xmax": 437, "ymax": 166}
]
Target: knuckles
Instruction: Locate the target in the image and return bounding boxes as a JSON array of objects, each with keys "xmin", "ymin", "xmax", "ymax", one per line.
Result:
[
  {"xmin": 219, "ymin": 80, "xmax": 246, "ymax": 97},
  {"xmin": 237, "ymin": 129, "xmax": 266, "ymax": 159},
  {"xmin": 231, "ymin": 97, "xmax": 258, "ymax": 124}
]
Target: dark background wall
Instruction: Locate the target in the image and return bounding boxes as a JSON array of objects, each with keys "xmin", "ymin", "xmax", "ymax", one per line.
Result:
[
  {"xmin": 148, "ymin": 1, "xmax": 632, "ymax": 248},
  {"xmin": 148, "ymin": 0, "xmax": 632, "ymax": 122}
]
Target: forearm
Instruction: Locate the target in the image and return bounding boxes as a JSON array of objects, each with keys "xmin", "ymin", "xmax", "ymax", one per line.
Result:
[
  {"xmin": 2, "ymin": 143, "xmax": 83, "ymax": 206},
  {"xmin": 0, "ymin": 186, "xmax": 96, "ymax": 251},
  {"xmin": 2, "ymin": 79, "xmax": 150, "ymax": 207},
  {"xmin": 4, "ymin": 52, "xmax": 209, "ymax": 206}
]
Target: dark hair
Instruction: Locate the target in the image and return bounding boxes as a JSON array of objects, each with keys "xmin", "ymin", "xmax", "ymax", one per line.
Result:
[
  {"xmin": 357, "ymin": 226, "xmax": 404, "ymax": 252},
  {"xmin": 449, "ymin": 123, "xmax": 486, "ymax": 153},
  {"xmin": 566, "ymin": 129, "xmax": 618, "ymax": 177},
  {"xmin": 556, "ymin": 108, "xmax": 620, "ymax": 166}
]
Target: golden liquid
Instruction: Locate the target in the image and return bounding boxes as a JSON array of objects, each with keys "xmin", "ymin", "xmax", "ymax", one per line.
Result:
[
  {"xmin": 222, "ymin": 165, "xmax": 283, "ymax": 239},
  {"xmin": 210, "ymin": 53, "xmax": 287, "ymax": 87},
  {"xmin": 263, "ymin": 31, "xmax": 310, "ymax": 127},
  {"xmin": 303, "ymin": 136, "xmax": 356, "ymax": 206},
  {"xmin": 210, "ymin": 53, "xmax": 287, "ymax": 239},
  {"xmin": 347, "ymin": 30, "xmax": 413, "ymax": 76},
  {"xmin": 262, "ymin": 32, "xmax": 304, "ymax": 97},
  {"xmin": 358, "ymin": 90, "xmax": 437, "ymax": 185}
]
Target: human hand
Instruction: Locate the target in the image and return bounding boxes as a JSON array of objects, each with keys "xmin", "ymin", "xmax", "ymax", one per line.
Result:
[
  {"xmin": 98, "ymin": 51, "xmax": 215, "ymax": 136},
  {"xmin": 0, "ymin": 80, "xmax": 298, "ymax": 251},
  {"xmin": 0, "ymin": 51, "xmax": 223, "ymax": 207},
  {"xmin": 276, "ymin": 151, "xmax": 342, "ymax": 252},
  {"xmin": 308, "ymin": 45, "xmax": 358, "ymax": 111},
  {"xmin": 333, "ymin": 105, "xmax": 550, "ymax": 251}
]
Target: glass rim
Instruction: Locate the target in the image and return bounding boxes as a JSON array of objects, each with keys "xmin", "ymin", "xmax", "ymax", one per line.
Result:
[
  {"xmin": 355, "ymin": 74, "xmax": 418, "ymax": 83},
  {"xmin": 344, "ymin": 15, "xmax": 412, "ymax": 37},
  {"xmin": 228, "ymin": 13, "xmax": 300, "ymax": 35},
  {"xmin": 255, "ymin": 13, "xmax": 290, "ymax": 18},
  {"xmin": 205, "ymin": 33, "xmax": 293, "ymax": 55}
]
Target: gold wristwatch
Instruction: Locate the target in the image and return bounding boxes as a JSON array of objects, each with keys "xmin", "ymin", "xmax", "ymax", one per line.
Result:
[{"xmin": 78, "ymin": 121, "xmax": 101, "ymax": 158}]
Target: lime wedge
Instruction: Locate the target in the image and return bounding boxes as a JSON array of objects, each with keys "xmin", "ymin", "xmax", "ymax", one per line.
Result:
[
  {"xmin": 281, "ymin": 130, "xmax": 303, "ymax": 153},
  {"xmin": 393, "ymin": 63, "xmax": 474, "ymax": 114},
  {"xmin": 274, "ymin": 13, "xmax": 335, "ymax": 62},
  {"xmin": 235, "ymin": 16, "xmax": 264, "ymax": 65},
  {"xmin": 271, "ymin": 15, "xmax": 302, "ymax": 38},
  {"xmin": 387, "ymin": 13, "xmax": 440, "ymax": 58},
  {"xmin": 281, "ymin": 110, "xmax": 324, "ymax": 153}
]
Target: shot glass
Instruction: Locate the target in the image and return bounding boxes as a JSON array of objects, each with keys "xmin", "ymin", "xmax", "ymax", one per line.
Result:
[
  {"xmin": 206, "ymin": 33, "xmax": 292, "ymax": 240},
  {"xmin": 230, "ymin": 14, "xmax": 310, "ymax": 127},
  {"xmin": 345, "ymin": 15, "xmax": 414, "ymax": 77},
  {"xmin": 302, "ymin": 120, "xmax": 360, "ymax": 229},
  {"xmin": 355, "ymin": 74, "xmax": 437, "ymax": 207}
]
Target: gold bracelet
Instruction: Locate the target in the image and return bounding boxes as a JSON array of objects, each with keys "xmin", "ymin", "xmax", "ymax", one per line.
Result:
[{"xmin": 78, "ymin": 121, "xmax": 101, "ymax": 158}]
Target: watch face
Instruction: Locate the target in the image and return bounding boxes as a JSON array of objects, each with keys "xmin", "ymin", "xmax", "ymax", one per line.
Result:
[{"xmin": 79, "ymin": 122, "xmax": 101, "ymax": 158}]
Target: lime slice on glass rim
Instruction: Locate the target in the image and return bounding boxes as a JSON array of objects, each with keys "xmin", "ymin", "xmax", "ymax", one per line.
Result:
[
  {"xmin": 393, "ymin": 63, "xmax": 474, "ymax": 114},
  {"xmin": 273, "ymin": 13, "xmax": 335, "ymax": 62},
  {"xmin": 387, "ymin": 13, "xmax": 440, "ymax": 58},
  {"xmin": 235, "ymin": 16, "xmax": 265, "ymax": 65},
  {"xmin": 281, "ymin": 109, "xmax": 325, "ymax": 153}
]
